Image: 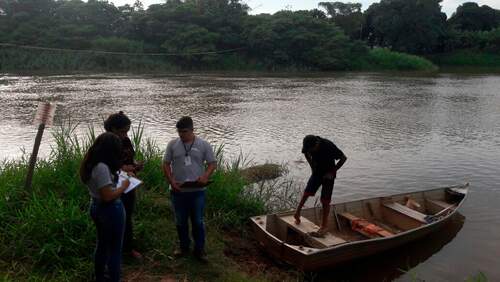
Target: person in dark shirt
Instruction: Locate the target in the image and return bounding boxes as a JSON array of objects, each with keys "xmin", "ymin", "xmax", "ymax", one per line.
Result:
[
  {"xmin": 294, "ymin": 135, "xmax": 347, "ymax": 236},
  {"xmin": 104, "ymin": 111, "xmax": 143, "ymax": 259}
]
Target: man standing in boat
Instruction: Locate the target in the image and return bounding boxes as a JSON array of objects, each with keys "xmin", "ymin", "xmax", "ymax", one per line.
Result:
[{"xmin": 294, "ymin": 135, "xmax": 347, "ymax": 236}]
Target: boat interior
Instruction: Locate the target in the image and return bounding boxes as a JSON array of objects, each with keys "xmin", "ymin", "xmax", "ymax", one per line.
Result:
[{"xmin": 253, "ymin": 186, "xmax": 467, "ymax": 250}]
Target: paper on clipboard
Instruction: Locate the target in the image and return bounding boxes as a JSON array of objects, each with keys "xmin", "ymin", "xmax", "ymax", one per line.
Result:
[{"xmin": 118, "ymin": 171, "xmax": 142, "ymax": 194}]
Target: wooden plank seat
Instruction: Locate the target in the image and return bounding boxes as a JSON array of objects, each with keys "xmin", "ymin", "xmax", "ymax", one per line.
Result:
[
  {"xmin": 339, "ymin": 212, "xmax": 394, "ymax": 238},
  {"xmin": 280, "ymin": 215, "xmax": 346, "ymax": 248},
  {"xmin": 383, "ymin": 202, "xmax": 428, "ymax": 224},
  {"xmin": 427, "ymin": 199, "xmax": 453, "ymax": 210}
]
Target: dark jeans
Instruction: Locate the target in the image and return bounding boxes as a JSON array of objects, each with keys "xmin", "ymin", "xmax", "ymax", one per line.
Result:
[
  {"xmin": 171, "ymin": 190, "xmax": 206, "ymax": 252},
  {"xmin": 121, "ymin": 190, "xmax": 136, "ymax": 252},
  {"xmin": 90, "ymin": 199, "xmax": 125, "ymax": 282}
]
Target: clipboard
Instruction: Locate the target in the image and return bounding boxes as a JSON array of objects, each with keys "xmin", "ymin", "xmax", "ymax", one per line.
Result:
[
  {"xmin": 118, "ymin": 171, "xmax": 142, "ymax": 194},
  {"xmin": 180, "ymin": 180, "xmax": 214, "ymax": 188}
]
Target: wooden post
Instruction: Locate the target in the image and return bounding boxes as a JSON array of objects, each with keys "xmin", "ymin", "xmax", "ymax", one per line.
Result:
[
  {"xmin": 24, "ymin": 102, "xmax": 56, "ymax": 191},
  {"xmin": 24, "ymin": 123, "xmax": 45, "ymax": 190}
]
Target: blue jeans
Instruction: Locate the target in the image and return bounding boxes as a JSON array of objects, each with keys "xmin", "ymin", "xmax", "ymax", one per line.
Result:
[
  {"xmin": 90, "ymin": 199, "xmax": 125, "ymax": 282},
  {"xmin": 171, "ymin": 190, "xmax": 206, "ymax": 252}
]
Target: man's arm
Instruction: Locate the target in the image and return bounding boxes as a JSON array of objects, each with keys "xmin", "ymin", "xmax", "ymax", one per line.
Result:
[
  {"xmin": 305, "ymin": 153, "xmax": 314, "ymax": 169},
  {"xmin": 198, "ymin": 141, "xmax": 217, "ymax": 185},
  {"xmin": 198, "ymin": 162, "xmax": 216, "ymax": 185},
  {"xmin": 162, "ymin": 161, "xmax": 180, "ymax": 192},
  {"xmin": 335, "ymin": 154, "xmax": 347, "ymax": 171}
]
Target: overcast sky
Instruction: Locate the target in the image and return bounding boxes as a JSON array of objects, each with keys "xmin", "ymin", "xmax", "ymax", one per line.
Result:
[{"xmin": 110, "ymin": 0, "xmax": 500, "ymax": 17}]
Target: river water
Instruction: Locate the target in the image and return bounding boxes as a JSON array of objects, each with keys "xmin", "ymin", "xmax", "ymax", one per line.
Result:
[{"xmin": 0, "ymin": 73, "xmax": 499, "ymax": 281}]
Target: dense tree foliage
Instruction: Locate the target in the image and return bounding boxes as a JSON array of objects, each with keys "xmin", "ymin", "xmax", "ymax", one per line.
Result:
[
  {"xmin": 448, "ymin": 2, "xmax": 500, "ymax": 32},
  {"xmin": 363, "ymin": 0, "xmax": 448, "ymax": 54},
  {"xmin": 319, "ymin": 2, "xmax": 364, "ymax": 40},
  {"xmin": 361, "ymin": 0, "xmax": 500, "ymax": 55},
  {"xmin": 0, "ymin": 0, "xmax": 498, "ymax": 71},
  {"xmin": 243, "ymin": 10, "xmax": 367, "ymax": 70}
]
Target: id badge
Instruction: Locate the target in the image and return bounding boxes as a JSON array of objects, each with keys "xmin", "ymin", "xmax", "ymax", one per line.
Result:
[{"xmin": 184, "ymin": 155, "xmax": 192, "ymax": 166}]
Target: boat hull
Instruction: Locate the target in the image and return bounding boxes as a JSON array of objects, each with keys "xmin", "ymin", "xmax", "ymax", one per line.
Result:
[{"xmin": 250, "ymin": 184, "xmax": 468, "ymax": 271}]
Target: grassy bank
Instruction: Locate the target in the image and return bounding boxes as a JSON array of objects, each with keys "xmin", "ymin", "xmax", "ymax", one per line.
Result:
[
  {"xmin": 430, "ymin": 50, "xmax": 500, "ymax": 68},
  {"xmin": 352, "ymin": 48, "xmax": 439, "ymax": 71},
  {"xmin": 0, "ymin": 47, "xmax": 438, "ymax": 73},
  {"xmin": 0, "ymin": 125, "xmax": 297, "ymax": 281},
  {"xmin": 0, "ymin": 48, "xmax": 179, "ymax": 73},
  {"xmin": 0, "ymin": 48, "xmax": 266, "ymax": 73}
]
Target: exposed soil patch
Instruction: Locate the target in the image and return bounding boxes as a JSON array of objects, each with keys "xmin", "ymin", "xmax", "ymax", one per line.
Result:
[{"xmin": 222, "ymin": 229, "xmax": 300, "ymax": 281}]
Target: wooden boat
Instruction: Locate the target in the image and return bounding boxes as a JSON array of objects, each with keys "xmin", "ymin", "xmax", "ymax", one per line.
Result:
[{"xmin": 250, "ymin": 183, "xmax": 469, "ymax": 271}]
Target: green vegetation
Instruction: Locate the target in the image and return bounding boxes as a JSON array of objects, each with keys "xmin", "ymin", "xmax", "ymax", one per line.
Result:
[
  {"xmin": 431, "ymin": 27, "xmax": 500, "ymax": 68},
  {"xmin": 1, "ymin": 0, "xmax": 499, "ymax": 71},
  {"xmin": 467, "ymin": 272, "xmax": 488, "ymax": 282},
  {"xmin": 430, "ymin": 50, "xmax": 500, "ymax": 67},
  {"xmin": 364, "ymin": 0, "xmax": 448, "ymax": 54},
  {"xmin": 0, "ymin": 0, "xmax": 448, "ymax": 72},
  {"xmin": 356, "ymin": 48, "xmax": 438, "ymax": 71},
  {"xmin": 0, "ymin": 48, "xmax": 178, "ymax": 72},
  {"xmin": 0, "ymin": 124, "xmax": 297, "ymax": 281}
]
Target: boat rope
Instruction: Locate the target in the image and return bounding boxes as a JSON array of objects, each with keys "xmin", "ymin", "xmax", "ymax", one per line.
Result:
[{"xmin": 0, "ymin": 42, "xmax": 246, "ymax": 56}]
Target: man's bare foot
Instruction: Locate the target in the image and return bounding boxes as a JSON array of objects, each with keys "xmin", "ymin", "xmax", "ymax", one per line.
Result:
[
  {"xmin": 310, "ymin": 227, "xmax": 327, "ymax": 238},
  {"xmin": 293, "ymin": 211, "xmax": 301, "ymax": 224}
]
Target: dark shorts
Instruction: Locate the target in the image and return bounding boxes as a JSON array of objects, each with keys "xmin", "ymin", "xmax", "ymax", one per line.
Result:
[{"xmin": 304, "ymin": 174, "xmax": 335, "ymax": 204}]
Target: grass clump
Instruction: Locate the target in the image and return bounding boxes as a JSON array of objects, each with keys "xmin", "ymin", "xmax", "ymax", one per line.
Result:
[
  {"xmin": 240, "ymin": 163, "xmax": 286, "ymax": 184},
  {"xmin": 0, "ymin": 123, "xmax": 282, "ymax": 281}
]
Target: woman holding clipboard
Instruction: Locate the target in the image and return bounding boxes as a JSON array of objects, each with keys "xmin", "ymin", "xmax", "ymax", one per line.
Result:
[{"xmin": 80, "ymin": 132, "xmax": 130, "ymax": 282}]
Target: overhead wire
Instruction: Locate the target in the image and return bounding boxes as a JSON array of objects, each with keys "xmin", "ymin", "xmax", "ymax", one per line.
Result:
[{"xmin": 0, "ymin": 42, "xmax": 246, "ymax": 56}]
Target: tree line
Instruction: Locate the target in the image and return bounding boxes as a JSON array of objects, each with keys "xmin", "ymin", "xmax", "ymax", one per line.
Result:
[{"xmin": 0, "ymin": 0, "xmax": 498, "ymax": 71}]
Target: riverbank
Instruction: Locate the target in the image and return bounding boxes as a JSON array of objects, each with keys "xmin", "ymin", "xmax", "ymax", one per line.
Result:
[
  {"xmin": 0, "ymin": 125, "xmax": 299, "ymax": 281},
  {"xmin": 7, "ymin": 48, "xmax": 500, "ymax": 74},
  {"xmin": 430, "ymin": 50, "xmax": 500, "ymax": 69},
  {"xmin": 0, "ymin": 47, "xmax": 438, "ymax": 74},
  {"xmin": 0, "ymin": 124, "xmax": 493, "ymax": 281}
]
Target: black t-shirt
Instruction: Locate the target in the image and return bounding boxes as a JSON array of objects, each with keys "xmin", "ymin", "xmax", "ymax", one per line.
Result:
[
  {"xmin": 308, "ymin": 137, "xmax": 344, "ymax": 176},
  {"xmin": 121, "ymin": 136, "xmax": 135, "ymax": 165}
]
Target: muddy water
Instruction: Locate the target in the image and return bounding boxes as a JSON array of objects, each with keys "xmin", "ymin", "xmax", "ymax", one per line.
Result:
[{"xmin": 1, "ymin": 73, "xmax": 499, "ymax": 281}]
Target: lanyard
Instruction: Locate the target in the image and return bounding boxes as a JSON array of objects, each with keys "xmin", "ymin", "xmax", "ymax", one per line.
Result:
[{"xmin": 183, "ymin": 136, "xmax": 195, "ymax": 157}]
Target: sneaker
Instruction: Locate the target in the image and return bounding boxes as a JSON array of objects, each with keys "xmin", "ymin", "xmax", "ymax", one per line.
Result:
[
  {"xmin": 173, "ymin": 248, "xmax": 189, "ymax": 258},
  {"xmin": 193, "ymin": 249, "xmax": 208, "ymax": 263}
]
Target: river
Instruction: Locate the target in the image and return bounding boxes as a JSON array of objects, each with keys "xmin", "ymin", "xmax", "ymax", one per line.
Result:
[{"xmin": 0, "ymin": 72, "xmax": 499, "ymax": 281}]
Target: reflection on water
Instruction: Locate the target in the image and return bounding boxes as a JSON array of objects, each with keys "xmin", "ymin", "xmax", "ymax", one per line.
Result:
[
  {"xmin": 1, "ymin": 73, "xmax": 500, "ymax": 280},
  {"xmin": 314, "ymin": 213, "xmax": 465, "ymax": 282}
]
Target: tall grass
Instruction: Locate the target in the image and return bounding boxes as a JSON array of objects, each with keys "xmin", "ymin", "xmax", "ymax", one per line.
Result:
[{"xmin": 0, "ymin": 123, "xmax": 276, "ymax": 281}]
